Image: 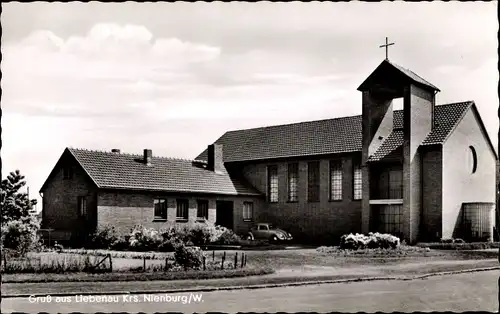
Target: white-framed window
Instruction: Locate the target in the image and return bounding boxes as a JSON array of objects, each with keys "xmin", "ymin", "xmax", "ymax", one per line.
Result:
[
  {"xmin": 353, "ymin": 162, "xmax": 362, "ymax": 200},
  {"xmin": 243, "ymin": 202, "xmax": 254, "ymax": 221},
  {"xmin": 268, "ymin": 165, "xmax": 278, "ymax": 203},
  {"xmin": 288, "ymin": 163, "xmax": 298, "ymax": 202},
  {"xmin": 154, "ymin": 198, "xmax": 167, "ymax": 219},
  {"xmin": 330, "ymin": 160, "xmax": 342, "ymax": 201}
]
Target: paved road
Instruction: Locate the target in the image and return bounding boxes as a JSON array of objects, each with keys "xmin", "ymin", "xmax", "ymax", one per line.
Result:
[{"xmin": 2, "ymin": 270, "xmax": 498, "ymax": 313}]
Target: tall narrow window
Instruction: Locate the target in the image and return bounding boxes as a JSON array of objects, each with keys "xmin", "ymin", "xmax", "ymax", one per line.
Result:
[
  {"xmin": 330, "ymin": 160, "xmax": 343, "ymax": 201},
  {"xmin": 388, "ymin": 170, "xmax": 403, "ymax": 199},
  {"xmin": 288, "ymin": 163, "xmax": 298, "ymax": 202},
  {"xmin": 197, "ymin": 200, "xmax": 209, "ymax": 220},
  {"xmin": 154, "ymin": 198, "xmax": 167, "ymax": 219},
  {"xmin": 353, "ymin": 162, "xmax": 362, "ymax": 200},
  {"xmin": 243, "ymin": 202, "xmax": 254, "ymax": 221},
  {"xmin": 78, "ymin": 196, "xmax": 87, "ymax": 217},
  {"xmin": 307, "ymin": 161, "xmax": 320, "ymax": 202},
  {"xmin": 176, "ymin": 199, "xmax": 189, "ymax": 220},
  {"xmin": 267, "ymin": 165, "xmax": 278, "ymax": 203}
]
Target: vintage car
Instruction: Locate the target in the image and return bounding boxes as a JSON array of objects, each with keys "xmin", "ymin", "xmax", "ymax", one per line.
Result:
[{"xmin": 246, "ymin": 223, "xmax": 293, "ymax": 242}]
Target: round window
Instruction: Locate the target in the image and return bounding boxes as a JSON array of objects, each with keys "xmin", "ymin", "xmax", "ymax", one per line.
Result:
[{"xmin": 468, "ymin": 146, "xmax": 477, "ymax": 174}]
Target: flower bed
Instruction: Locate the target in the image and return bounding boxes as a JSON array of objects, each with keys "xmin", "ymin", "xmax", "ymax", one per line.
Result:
[
  {"xmin": 87, "ymin": 224, "xmax": 242, "ymax": 252},
  {"xmin": 340, "ymin": 232, "xmax": 401, "ymax": 250},
  {"xmin": 316, "ymin": 245, "xmax": 433, "ymax": 257}
]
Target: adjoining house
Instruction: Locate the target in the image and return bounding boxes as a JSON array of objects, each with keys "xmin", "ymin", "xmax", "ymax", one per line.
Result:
[
  {"xmin": 40, "ymin": 59, "xmax": 497, "ymax": 245},
  {"xmin": 39, "ymin": 146, "xmax": 264, "ymax": 245}
]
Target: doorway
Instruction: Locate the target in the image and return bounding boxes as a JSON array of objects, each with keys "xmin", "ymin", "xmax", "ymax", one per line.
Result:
[{"xmin": 216, "ymin": 201, "xmax": 234, "ymax": 230}]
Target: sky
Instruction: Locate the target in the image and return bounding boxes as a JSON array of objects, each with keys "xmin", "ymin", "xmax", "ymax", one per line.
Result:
[{"xmin": 1, "ymin": 2, "xmax": 498, "ymax": 210}]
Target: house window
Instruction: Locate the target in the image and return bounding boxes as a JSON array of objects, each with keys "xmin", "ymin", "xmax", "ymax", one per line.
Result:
[
  {"xmin": 154, "ymin": 198, "xmax": 167, "ymax": 219},
  {"xmin": 330, "ymin": 160, "xmax": 342, "ymax": 201},
  {"xmin": 197, "ymin": 200, "xmax": 209, "ymax": 220},
  {"xmin": 353, "ymin": 162, "xmax": 362, "ymax": 200},
  {"xmin": 176, "ymin": 199, "xmax": 189, "ymax": 220},
  {"xmin": 307, "ymin": 161, "xmax": 320, "ymax": 202},
  {"xmin": 268, "ymin": 165, "xmax": 278, "ymax": 203},
  {"xmin": 78, "ymin": 196, "xmax": 87, "ymax": 217},
  {"xmin": 243, "ymin": 202, "xmax": 254, "ymax": 221},
  {"xmin": 63, "ymin": 166, "xmax": 73, "ymax": 179},
  {"xmin": 288, "ymin": 163, "xmax": 298, "ymax": 202}
]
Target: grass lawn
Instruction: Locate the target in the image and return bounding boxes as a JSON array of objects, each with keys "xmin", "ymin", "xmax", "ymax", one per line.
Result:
[{"xmin": 2, "ymin": 246, "xmax": 497, "ymax": 284}]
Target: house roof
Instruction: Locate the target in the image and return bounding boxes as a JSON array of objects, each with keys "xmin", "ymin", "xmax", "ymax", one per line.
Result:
[
  {"xmin": 357, "ymin": 59, "xmax": 440, "ymax": 92},
  {"xmin": 196, "ymin": 101, "xmax": 474, "ymax": 163},
  {"xmin": 40, "ymin": 148, "xmax": 263, "ymax": 196}
]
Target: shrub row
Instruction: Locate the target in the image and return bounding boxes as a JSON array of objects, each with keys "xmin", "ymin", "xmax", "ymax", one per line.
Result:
[
  {"xmin": 88, "ymin": 224, "xmax": 241, "ymax": 252},
  {"xmin": 339, "ymin": 232, "xmax": 400, "ymax": 250},
  {"xmin": 317, "ymin": 245, "xmax": 432, "ymax": 257},
  {"xmin": 416, "ymin": 242, "xmax": 500, "ymax": 250}
]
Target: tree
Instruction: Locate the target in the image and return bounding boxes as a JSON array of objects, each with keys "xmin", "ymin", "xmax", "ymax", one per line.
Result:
[
  {"xmin": 1, "ymin": 170, "xmax": 40, "ymax": 256},
  {"xmin": 1, "ymin": 170, "xmax": 37, "ymax": 224}
]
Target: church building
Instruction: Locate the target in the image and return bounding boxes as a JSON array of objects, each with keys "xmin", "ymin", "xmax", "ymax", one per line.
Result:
[{"xmin": 40, "ymin": 58, "xmax": 497, "ymax": 245}]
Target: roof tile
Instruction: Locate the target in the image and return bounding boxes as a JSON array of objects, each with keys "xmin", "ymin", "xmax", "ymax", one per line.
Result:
[
  {"xmin": 196, "ymin": 102, "xmax": 472, "ymax": 162},
  {"xmin": 68, "ymin": 149, "xmax": 262, "ymax": 196}
]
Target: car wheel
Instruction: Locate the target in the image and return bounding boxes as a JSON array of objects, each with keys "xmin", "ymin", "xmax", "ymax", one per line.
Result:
[
  {"xmin": 270, "ymin": 235, "xmax": 278, "ymax": 243},
  {"xmin": 246, "ymin": 234, "xmax": 254, "ymax": 241}
]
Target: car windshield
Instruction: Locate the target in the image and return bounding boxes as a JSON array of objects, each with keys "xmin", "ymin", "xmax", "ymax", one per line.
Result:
[{"xmin": 268, "ymin": 225, "xmax": 276, "ymax": 229}]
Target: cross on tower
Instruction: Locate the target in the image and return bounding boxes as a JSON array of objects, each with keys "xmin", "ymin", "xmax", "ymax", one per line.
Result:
[{"xmin": 379, "ymin": 37, "xmax": 395, "ymax": 60}]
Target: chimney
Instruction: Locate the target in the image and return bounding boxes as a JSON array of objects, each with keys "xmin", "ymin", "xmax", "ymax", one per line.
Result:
[
  {"xmin": 207, "ymin": 144, "xmax": 224, "ymax": 173},
  {"xmin": 111, "ymin": 149, "xmax": 121, "ymax": 154},
  {"xmin": 143, "ymin": 149, "xmax": 152, "ymax": 166}
]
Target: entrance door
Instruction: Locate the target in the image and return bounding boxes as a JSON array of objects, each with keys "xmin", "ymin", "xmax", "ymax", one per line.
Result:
[{"xmin": 216, "ymin": 201, "xmax": 234, "ymax": 230}]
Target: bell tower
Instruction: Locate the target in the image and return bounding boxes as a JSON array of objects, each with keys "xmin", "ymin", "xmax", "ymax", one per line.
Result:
[{"xmin": 357, "ymin": 53, "xmax": 440, "ymax": 243}]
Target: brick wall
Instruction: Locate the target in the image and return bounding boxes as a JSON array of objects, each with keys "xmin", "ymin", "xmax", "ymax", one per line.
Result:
[
  {"xmin": 97, "ymin": 190, "xmax": 262, "ymax": 236},
  {"xmin": 401, "ymin": 84, "xmax": 434, "ymax": 244},
  {"xmin": 421, "ymin": 147, "xmax": 443, "ymax": 241},
  {"xmin": 241, "ymin": 154, "xmax": 362, "ymax": 242},
  {"xmin": 409, "ymin": 149, "xmax": 422, "ymax": 243},
  {"xmin": 41, "ymin": 151, "xmax": 97, "ymax": 242}
]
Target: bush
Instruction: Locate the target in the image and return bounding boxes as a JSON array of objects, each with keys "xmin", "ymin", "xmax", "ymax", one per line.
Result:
[
  {"xmin": 161, "ymin": 225, "xmax": 191, "ymax": 244},
  {"xmin": 317, "ymin": 245, "xmax": 432, "ymax": 257},
  {"xmin": 88, "ymin": 225, "xmax": 119, "ymax": 249},
  {"xmin": 188, "ymin": 224, "xmax": 220, "ymax": 246},
  {"xmin": 92, "ymin": 224, "xmax": 241, "ymax": 252},
  {"xmin": 214, "ymin": 228, "xmax": 241, "ymax": 245},
  {"xmin": 339, "ymin": 232, "xmax": 400, "ymax": 250},
  {"xmin": 1, "ymin": 219, "xmax": 41, "ymax": 257},
  {"xmin": 110, "ymin": 235, "xmax": 130, "ymax": 251},
  {"xmin": 128, "ymin": 225, "xmax": 163, "ymax": 251},
  {"xmin": 174, "ymin": 244, "xmax": 205, "ymax": 270}
]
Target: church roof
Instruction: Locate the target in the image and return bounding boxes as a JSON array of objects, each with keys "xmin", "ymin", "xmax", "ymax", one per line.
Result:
[
  {"xmin": 196, "ymin": 101, "xmax": 473, "ymax": 163},
  {"xmin": 357, "ymin": 59, "xmax": 440, "ymax": 92},
  {"xmin": 40, "ymin": 148, "xmax": 262, "ymax": 196}
]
